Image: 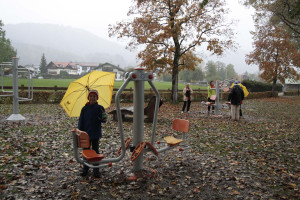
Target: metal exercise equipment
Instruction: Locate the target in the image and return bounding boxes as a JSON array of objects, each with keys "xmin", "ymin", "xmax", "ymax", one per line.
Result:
[
  {"xmin": 72, "ymin": 68, "xmax": 161, "ymax": 171},
  {"xmin": 115, "ymin": 68, "xmax": 160, "ymax": 171},
  {"xmin": 0, "ymin": 57, "xmax": 34, "ymax": 121},
  {"xmin": 200, "ymin": 79, "xmax": 235, "ymax": 115},
  {"xmin": 73, "ymin": 68, "xmax": 190, "ymax": 176}
]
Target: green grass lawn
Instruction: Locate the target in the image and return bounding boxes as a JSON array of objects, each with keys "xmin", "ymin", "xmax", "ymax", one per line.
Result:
[{"xmin": 2, "ymin": 77, "xmax": 206, "ymax": 90}]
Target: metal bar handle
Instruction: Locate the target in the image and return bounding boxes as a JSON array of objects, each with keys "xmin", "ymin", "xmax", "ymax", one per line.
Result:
[
  {"xmin": 100, "ymin": 73, "xmax": 132, "ymax": 163},
  {"xmin": 148, "ymin": 81, "xmax": 160, "ymax": 145}
]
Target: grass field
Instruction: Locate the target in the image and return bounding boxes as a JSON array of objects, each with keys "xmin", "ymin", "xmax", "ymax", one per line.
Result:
[{"xmin": 2, "ymin": 77, "xmax": 206, "ymax": 90}]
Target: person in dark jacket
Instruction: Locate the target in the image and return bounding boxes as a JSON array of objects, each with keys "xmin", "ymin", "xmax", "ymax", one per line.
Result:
[
  {"xmin": 78, "ymin": 90, "xmax": 107, "ymax": 178},
  {"xmin": 228, "ymin": 81, "xmax": 244, "ymax": 121},
  {"xmin": 181, "ymin": 83, "xmax": 193, "ymax": 113}
]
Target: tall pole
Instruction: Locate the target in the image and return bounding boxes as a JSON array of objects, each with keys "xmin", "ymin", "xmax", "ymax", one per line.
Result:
[
  {"xmin": 12, "ymin": 57, "xmax": 19, "ymax": 115},
  {"xmin": 215, "ymin": 80, "xmax": 220, "ymax": 115},
  {"xmin": 133, "ymin": 68, "xmax": 145, "ymax": 171},
  {"xmin": 7, "ymin": 57, "xmax": 25, "ymax": 121}
]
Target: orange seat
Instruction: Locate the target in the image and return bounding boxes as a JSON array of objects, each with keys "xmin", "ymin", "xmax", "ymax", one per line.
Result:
[
  {"xmin": 82, "ymin": 149, "xmax": 104, "ymax": 162},
  {"xmin": 210, "ymin": 95, "xmax": 216, "ymax": 100},
  {"xmin": 164, "ymin": 119, "xmax": 189, "ymax": 146},
  {"xmin": 172, "ymin": 118, "xmax": 189, "ymax": 133},
  {"xmin": 76, "ymin": 129, "xmax": 104, "ymax": 162},
  {"xmin": 205, "ymin": 102, "xmax": 214, "ymax": 106}
]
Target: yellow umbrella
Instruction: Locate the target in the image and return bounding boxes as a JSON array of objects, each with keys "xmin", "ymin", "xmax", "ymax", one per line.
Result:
[
  {"xmin": 230, "ymin": 83, "xmax": 249, "ymax": 97},
  {"xmin": 60, "ymin": 71, "xmax": 115, "ymax": 117}
]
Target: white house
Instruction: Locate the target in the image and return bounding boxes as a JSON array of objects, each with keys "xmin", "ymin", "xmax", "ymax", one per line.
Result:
[
  {"xmin": 284, "ymin": 79, "xmax": 300, "ymax": 91},
  {"xmin": 46, "ymin": 61, "xmax": 99, "ymax": 75},
  {"xmin": 24, "ymin": 64, "xmax": 40, "ymax": 77},
  {"xmin": 94, "ymin": 63, "xmax": 126, "ymax": 80}
]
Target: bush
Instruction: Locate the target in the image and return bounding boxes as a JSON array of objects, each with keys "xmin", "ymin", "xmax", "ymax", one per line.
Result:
[
  {"xmin": 0, "ymin": 90, "xmax": 279, "ymax": 105},
  {"xmin": 242, "ymin": 80, "xmax": 282, "ymax": 92},
  {"xmin": 284, "ymin": 91, "xmax": 300, "ymax": 96}
]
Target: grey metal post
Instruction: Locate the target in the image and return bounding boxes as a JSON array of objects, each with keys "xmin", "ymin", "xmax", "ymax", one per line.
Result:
[
  {"xmin": 133, "ymin": 68, "xmax": 145, "ymax": 171},
  {"xmin": 7, "ymin": 57, "xmax": 25, "ymax": 121},
  {"xmin": 12, "ymin": 57, "xmax": 18, "ymax": 114},
  {"xmin": 148, "ymin": 81, "xmax": 160, "ymax": 146},
  {"xmin": 215, "ymin": 81, "xmax": 220, "ymax": 115}
]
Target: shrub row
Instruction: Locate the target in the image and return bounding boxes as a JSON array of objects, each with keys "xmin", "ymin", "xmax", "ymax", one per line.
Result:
[
  {"xmin": 284, "ymin": 91, "xmax": 300, "ymax": 96},
  {"xmin": 241, "ymin": 80, "xmax": 283, "ymax": 92},
  {"xmin": 0, "ymin": 91, "xmax": 278, "ymax": 104}
]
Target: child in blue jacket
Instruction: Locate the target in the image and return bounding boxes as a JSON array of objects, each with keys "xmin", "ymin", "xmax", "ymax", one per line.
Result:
[{"xmin": 78, "ymin": 90, "xmax": 106, "ymax": 178}]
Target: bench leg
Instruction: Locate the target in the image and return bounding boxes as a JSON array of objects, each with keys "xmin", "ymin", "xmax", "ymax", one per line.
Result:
[
  {"xmin": 113, "ymin": 113, "xmax": 126, "ymax": 121},
  {"xmin": 113, "ymin": 114, "xmax": 118, "ymax": 121}
]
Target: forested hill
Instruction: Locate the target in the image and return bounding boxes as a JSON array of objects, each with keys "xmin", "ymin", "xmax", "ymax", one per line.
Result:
[{"xmin": 3, "ymin": 23, "xmax": 136, "ymax": 66}]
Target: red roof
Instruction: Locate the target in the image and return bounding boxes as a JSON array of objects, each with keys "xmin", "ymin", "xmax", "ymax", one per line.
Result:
[{"xmin": 52, "ymin": 62, "xmax": 70, "ymax": 68}]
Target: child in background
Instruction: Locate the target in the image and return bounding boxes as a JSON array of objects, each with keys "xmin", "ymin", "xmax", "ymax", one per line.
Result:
[{"xmin": 78, "ymin": 90, "xmax": 107, "ymax": 178}]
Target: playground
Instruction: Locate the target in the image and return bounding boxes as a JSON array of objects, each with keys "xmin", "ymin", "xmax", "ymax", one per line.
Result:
[{"xmin": 0, "ymin": 96, "xmax": 299, "ymax": 199}]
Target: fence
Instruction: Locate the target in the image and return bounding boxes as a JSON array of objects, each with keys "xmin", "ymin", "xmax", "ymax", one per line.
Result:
[
  {"xmin": 1, "ymin": 85, "xmax": 207, "ymax": 93},
  {"xmin": 0, "ymin": 85, "xmax": 277, "ymax": 104}
]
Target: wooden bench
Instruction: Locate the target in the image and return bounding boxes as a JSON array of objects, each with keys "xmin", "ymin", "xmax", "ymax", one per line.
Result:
[{"xmin": 109, "ymin": 96, "xmax": 163, "ymax": 122}]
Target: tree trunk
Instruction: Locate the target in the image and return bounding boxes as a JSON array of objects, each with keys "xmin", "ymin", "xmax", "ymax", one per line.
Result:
[
  {"xmin": 272, "ymin": 78, "xmax": 277, "ymax": 97},
  {"xmin": 171, "ymin": 63, "xmax": 179, "ymax": 103},
  {"xmin": 171, "ymin": 39, "xmax": 180, "ymax": 103}
]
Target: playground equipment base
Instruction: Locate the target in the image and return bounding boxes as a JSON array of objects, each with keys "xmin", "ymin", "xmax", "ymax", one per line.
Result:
[
  {"xmin": 7, "ymin": 114, "xmax": 25, "ymax": 121},
  {"xmin": 125, "ymin": 168, "xmax": 157, "ymax": 181}
]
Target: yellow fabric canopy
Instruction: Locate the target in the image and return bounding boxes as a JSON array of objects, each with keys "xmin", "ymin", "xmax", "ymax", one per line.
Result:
[{"xmin": 60, "ymin": 71, "xmax": 115, "ymax": 117}]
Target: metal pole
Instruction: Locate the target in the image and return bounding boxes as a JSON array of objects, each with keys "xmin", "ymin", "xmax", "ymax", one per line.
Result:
[
  {"xmin": 148, "ymin": 81, "xmax": 160, "ymax": 145},
  {"xmin": 7, "ymin": 57, "xmax": 25, "ymax": 121},
  {"xmin": 133, "ymin": 68, "xmax": 145, "ymax": 171},
  {"xmin": 12, "ymin": 58, "xmax": 19, "ymax": 114},
  {"xmin": 215, "ymin": 81, "xmax": 220, "ymax": 115}
]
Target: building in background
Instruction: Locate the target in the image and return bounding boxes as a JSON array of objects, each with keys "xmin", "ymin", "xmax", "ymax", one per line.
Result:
[
  {"xmin": 46, "ymin": 61, "xmax": 125, "ymax": 79},
  {"xmin": 283, "ymin": 79, "xmax": 300, "ymax": 92},
  {"xmin": 94, "ymin": 63, "xmax": 126, "ymax": 80},
  {"xmin": 24, "ymin": 64, "xmax": 40, "ymax": 77}
]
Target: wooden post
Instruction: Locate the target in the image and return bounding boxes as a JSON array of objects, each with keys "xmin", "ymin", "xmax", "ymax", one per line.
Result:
[{"xmin": 21, "ymin": 84, "xmax": 24, "ymax": 92}]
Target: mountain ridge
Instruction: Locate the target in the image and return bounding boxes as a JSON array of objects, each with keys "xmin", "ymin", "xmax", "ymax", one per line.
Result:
[{"xmin": 4, "ymin": 23, "xmax": 137, "ymax": 67}]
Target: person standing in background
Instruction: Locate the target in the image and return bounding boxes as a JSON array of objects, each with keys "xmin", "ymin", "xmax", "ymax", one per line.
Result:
[
  {"xmin": 229, "ymin": 81, "xmax": 249, "ymax": 117},
  {"xmin": 207, "ymin": 81, "xmax": 216, "ymax": 113},
  {"xmin": 182, "ymin": 83, "xmax": 193, "ymax": 113},
  {"xmin": 228, "ymin": 81, "xmax": 244, "ymax": 121}
]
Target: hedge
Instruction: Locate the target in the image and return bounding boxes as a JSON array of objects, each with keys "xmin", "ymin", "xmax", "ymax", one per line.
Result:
[
  {"xmin": 284, "ymin": 91, "xmax": 300, "ymax": 96},
  {"xmin": 242, "ymin": 80, "xmax": 283, "ymax": 92},
  {"xmin": 0, "ymin": 90, "xmax": 278, "ymax": 104}
]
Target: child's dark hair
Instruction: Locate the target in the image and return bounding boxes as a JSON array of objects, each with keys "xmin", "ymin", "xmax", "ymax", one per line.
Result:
[{"xmin": 209, "ymin": 80, "xmax": 214, "ymax": 85}]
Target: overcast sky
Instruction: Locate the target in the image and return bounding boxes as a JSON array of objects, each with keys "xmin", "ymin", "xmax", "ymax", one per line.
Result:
[{"xmin": 0, "ymin": 0, "xmax": 258, "ymax": 74}]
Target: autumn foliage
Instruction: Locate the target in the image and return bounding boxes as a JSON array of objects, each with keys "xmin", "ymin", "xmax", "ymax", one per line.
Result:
[
  {"xmin": 246, "ymin": 25, "xmax": 300, "ymax": 95},
  {"xmin": 109, "ymin": 0, "xmax": 235, "ymax": 102}
]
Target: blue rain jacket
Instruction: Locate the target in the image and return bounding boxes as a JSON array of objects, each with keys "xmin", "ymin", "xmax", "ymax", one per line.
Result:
[{"xmin": 78, "ymin": 103, "xmax": 105, "ymax": 140}]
